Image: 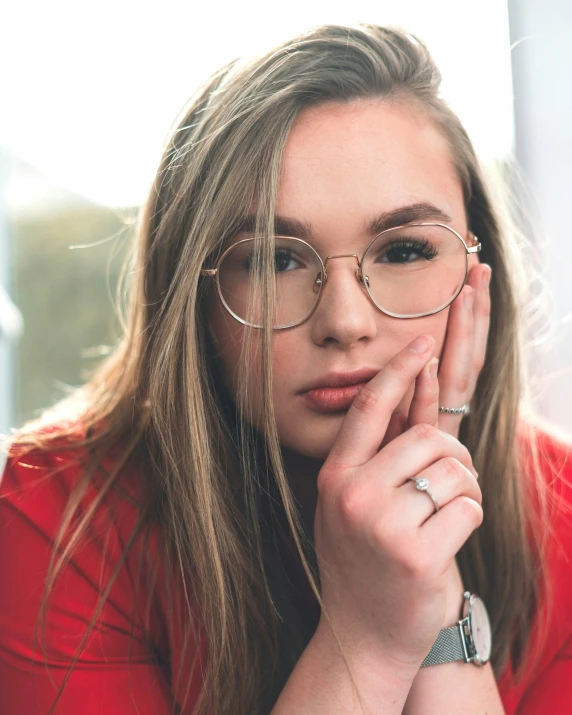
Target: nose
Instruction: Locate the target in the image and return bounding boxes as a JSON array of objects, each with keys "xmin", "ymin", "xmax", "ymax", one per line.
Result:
[{"xmin": 309, "ymin": 255, "xmax": 378, "ymax": 348}]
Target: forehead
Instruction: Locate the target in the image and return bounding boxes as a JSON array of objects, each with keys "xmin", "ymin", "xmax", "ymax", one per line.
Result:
[{"xmin": 274, "ymin": 99, "xmax": 465, "ymax": 233}]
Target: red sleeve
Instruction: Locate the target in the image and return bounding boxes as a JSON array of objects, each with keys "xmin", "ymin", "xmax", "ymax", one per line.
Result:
[
  {"xmin": 0, "ymin": 443, "xmax": 205, "ymax": 714},
  {"xmin": 497, "ymin": 426, "xmax": 572, "ymax": 714}
]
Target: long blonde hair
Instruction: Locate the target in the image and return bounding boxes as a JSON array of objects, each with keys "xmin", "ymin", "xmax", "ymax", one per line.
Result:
[{"xmin": 2, "ymin": 21, "xmax": 564, "ymax": 714}]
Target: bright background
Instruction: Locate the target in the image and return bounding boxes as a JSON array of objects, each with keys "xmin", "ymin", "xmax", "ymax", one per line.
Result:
[
  {"xmin": 1, "ymin": 0, "xmax": 513, "ymax": 208},
  {"xmin": 1, "ymin": 0, "xmax": 571, "ymax": 441}
]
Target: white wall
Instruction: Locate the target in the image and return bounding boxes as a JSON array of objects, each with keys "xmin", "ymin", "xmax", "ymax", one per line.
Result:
[
  {"xmin": 508, "ymin": 1, "xmax": 572, "ymax": 431},
  {"xmin": 0, "ymin": 149, "xmax": 24, "ymax": 470}
]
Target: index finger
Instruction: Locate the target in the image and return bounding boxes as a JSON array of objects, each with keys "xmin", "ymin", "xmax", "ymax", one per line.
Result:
[{"xmin": 326, "ymin": 334, "xmax": 435, "ymax": 470}]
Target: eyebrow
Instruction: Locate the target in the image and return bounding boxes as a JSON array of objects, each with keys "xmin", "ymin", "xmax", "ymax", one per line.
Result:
[{"xmin": 232, "ymin": 202, "xmax": 453, "ymax": 239}]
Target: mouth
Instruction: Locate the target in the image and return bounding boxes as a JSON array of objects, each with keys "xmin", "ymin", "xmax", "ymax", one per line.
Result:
[{"xmin": 298, "ymin": 368, "xmax": 379, "ymax": 413}]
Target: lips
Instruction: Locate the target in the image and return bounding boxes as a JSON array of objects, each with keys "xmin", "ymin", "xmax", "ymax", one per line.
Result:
[
  {"xmin": 298, "ymin": 367, "xmax": 380, "ymax": 393},
  {"xmin": 298, "ymin": 368, "xmax": 380, "ymax": 413}
]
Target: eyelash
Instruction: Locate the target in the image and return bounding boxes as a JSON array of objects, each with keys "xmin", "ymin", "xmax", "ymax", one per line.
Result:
[
  {"xmin": 380, "ymin": 237, "xmax": 438, "ymax": 262},
  {"xmin": 240, "ymin": 235, "xmax": 439, "ymax": 273}
]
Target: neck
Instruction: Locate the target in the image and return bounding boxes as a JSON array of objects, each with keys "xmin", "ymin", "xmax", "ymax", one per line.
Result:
[
  {"xmin": 280, "ymin": 447, "xmax": 323, "ymax": 539},
  {"xmin": 276, "ymin": 446, "xmax": 323, "ymax": 624}
]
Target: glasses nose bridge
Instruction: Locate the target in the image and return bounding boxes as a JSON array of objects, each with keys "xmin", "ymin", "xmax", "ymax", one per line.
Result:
[
  {"xmin": 323, "ymin": 252, "xmax": 360, "ymax": 266},
  {"xmin": 322, "ymin": 252, "xmax": 365, "ymax": 286}
]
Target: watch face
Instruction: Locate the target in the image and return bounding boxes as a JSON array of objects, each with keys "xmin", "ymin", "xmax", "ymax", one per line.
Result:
[{"xmin": 469, "ymin": 596, "xmax": 492, "ymax": 664}]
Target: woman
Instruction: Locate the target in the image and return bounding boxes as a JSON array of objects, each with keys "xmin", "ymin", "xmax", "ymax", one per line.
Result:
[{"xmin": 1, "ymin": 22, "xmax": 571, "ymax": 715}]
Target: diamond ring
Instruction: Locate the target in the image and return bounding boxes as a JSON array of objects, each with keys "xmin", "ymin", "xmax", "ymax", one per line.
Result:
[{"xmin": 409, "ymin": 476, "xmax": 439, "ymax": 513}]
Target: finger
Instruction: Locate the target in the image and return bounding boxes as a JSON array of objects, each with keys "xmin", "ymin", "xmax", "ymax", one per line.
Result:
[
  {"xmin": 398, "ymin": 456, "xmax": 482, "ymax": 528},
  {"xmin": 379, "ymin": 411, "xmax": 408, "ymax": 451},
  {"xmin": 373, "ymin": 424, "xmax": 479, "ymax": 487},
  {"xmin": 326, "ymin": 334, "xmax": 435, "ymax": 469},
  {"xmin": 408, "ymin": 357, "xmax": 440, "ymax": 428},
  {"xmin": 437, "ymin": 284, "xmax": 474, "ymax": 435},
  {"xmin": 419, "ymin": 496, "xmax": 483, "ymax": 566},
  {"xmin": 470, "ymin": 264, "xmax": 492, "ymax": 392}
]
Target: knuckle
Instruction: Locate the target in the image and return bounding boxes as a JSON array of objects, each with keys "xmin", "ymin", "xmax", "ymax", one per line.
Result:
[
  {"xmin": 456, "ymin": 374, "xmax": 471, "ymax": 393},
  {"xmin": 458, "ymin": 443, "xmax": 473, "ymax": 466},
  {"xmin": 441, "ymin": 456, "xmax": 464, "ymax": 480},
  {"xmin": 411, "ymin": 422, "xmax": 439, "ymax": 442},
  {"xmin": 352, "ymin": 384, "xmax": 381, "ymax": 415},
  {"xmin": 371, "ymin": 512, "xmax": 403, "ymax": 549},
  {"xmin": 472, "ymin": 481, "xmax": 483, "ymax": 505},
  {"xmin": 338, "ymin": 485, "xmax": 365, "ymax": 527},
  {"xmin": 401, "ymin": 547, "xmax": 432, "ymax": 578},
  {"xmin": 387, "ymin": 357, "xmax": 411, "ymax": 377},
  {"xmin": 456, "ymin": 496, "xmax": 484, "ymax": 526}
]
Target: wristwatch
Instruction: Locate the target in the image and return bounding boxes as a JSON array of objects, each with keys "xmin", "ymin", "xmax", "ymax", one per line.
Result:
[{"xmin": 420, "ymin": 591, "xmax": 492, "ymax": 667}]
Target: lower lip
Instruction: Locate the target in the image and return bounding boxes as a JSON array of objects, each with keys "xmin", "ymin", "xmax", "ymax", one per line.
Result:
[{"xmin": 300, "ymin": 382, "xmax": 369, "ymax": 413}]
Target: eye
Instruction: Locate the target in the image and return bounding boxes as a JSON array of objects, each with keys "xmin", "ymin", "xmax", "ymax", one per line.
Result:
[
  {"xmin": 242, "ymin": 246, "xmax": 308, "ymax": 274},
  {"xmin": 274, "ymin": 248, "xmax": 301, "ymax": 273},
  {"xmin": 376, "ymin": 237, "xmax": 438, "ymax": 264}
]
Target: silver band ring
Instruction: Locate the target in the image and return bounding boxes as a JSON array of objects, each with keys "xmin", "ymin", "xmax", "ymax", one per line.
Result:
[
  {"xmin": 409, "ymin": 476, "xmax": 440, "ymax": 513},
  {"xmin": 438, "ymin": 403, "xmax": 470, "ymax": 415}
]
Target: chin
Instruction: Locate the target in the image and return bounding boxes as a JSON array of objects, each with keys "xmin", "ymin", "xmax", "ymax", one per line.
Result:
[{"xmin": 276, "ymin": 413, "xmax": 345, "ymax": 461}]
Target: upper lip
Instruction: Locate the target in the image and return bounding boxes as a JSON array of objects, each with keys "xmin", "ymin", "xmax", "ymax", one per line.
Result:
[{"xmin": 298, "ymin": 367, "xmax": 380, "ymax": 394}]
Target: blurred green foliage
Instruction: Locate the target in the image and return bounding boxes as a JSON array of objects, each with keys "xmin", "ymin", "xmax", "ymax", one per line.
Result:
[{"xmin": 10, "ymin": 205, "xmax": 137, "ymax": 428}]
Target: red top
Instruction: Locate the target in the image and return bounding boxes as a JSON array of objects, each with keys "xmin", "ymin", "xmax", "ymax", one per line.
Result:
[{"xmin": 1, "ymin": 423, "xmax": 571, "ymax": 714}]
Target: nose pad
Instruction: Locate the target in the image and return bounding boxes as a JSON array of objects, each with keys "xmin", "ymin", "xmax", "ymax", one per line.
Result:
[
  {"xmin": 356, "ymin": 268, "xmax": 369, "ymax": 289},
  {"xmin": 312, "ymin": 272, "xmax": 322, "ymax": 294}
]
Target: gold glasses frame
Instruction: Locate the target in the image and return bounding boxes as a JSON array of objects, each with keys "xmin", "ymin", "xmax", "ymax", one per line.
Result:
[{"xmin": 200, "ymin": 222, "xmax": 481, "ymax": 329}]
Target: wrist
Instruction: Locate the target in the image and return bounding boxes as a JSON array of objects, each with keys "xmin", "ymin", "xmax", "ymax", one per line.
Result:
[
  {"xmin": 443, "ymin": 587, "xmax": 465, "ymax": 625},
  {"xmin": 313, "ymin": 616, "xmax": 421, "ymax": 685},
  {"xmin": 273, "ymin": 625, "xmax": 415, "ymax": 715},
  {"xmin": 443, "ymin": 560, "xmax": 466, "ymax": 625}
]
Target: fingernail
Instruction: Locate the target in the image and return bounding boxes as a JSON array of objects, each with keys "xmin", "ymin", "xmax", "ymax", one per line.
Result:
[
  {"xmin": 464, "ymin": 287, "xmax": 474, "ymax": 311},
  {"xmin": 471, "ymin": 466, "xmax": 479, "ymax": 479},
  {"xmin": 409, "ymin": 335, "xmax": 431, "ymax": 353},
  {"xmin": 428, "ymin": 357, "xmax": 439, "ymax": 379}
]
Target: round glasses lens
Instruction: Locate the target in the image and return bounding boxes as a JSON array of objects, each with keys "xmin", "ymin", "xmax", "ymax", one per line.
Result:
[
  {"xmin": 361, "ymin": 225, "xmax": 467, "ymax": 317},
  {"xmin": 218, "ymin": 237, "xmax": 322, "ymax": 328}
]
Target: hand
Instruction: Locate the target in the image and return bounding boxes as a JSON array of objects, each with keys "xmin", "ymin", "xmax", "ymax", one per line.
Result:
[
  {"xmin": 313, "ymin": 335, "xmax": 483, "ymax": 675},
  {"xmin": 389, "ymin": 263, "xmax": 492, "ymax": 625},
  {"xmin": 433, "ymin": 263, "xmax": 492, "ymax": 439},
  {"xmin": 381, "ymin": 263, "xmax": 492, "ymax": 445}
]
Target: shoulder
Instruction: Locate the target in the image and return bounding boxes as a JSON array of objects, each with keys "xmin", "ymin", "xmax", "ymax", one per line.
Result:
[
  {"xmin": 498, "ymin": 420, "xmax": 572, "ymax": 712},
  {"xmin": 518, "ymin": 418, "xmax": 572, "ymax": 535},
  {"xmin": 0, "ymin": 423, "xmax": 207, "ymax": 712},
  {"xmin": 0, "ymin": 422, "xmax": 169, "ymax": 664},
  {"xmin": 514, "ymin": 419, "xmax": 572, "ymax": 581},
  {"xmin": 518, "ymin": 415, "xmax": 572, "ymax": 472},
  {"xmin": 0, "ymin": 423, "xmax": 148, "ymax": 549},
  {"xmin": 517, "ymin": 417, "xmax": 572, "ymax": 603}
]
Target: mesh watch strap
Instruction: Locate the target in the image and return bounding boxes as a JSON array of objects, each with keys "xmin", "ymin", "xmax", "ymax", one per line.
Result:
[{"xmin": 420, "ymin": 624, "xmax": 465, "ymax": 667}]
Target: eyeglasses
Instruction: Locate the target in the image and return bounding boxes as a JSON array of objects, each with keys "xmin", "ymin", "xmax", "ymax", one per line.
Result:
[{"xmin": 200, "ymin": 222, "xmax": 481, "ymax": 329}]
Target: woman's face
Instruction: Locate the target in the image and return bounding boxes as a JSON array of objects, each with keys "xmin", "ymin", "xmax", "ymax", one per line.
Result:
[{"xmin": 207, "ymin": 99, "xmax": 479, "ymax": 461}]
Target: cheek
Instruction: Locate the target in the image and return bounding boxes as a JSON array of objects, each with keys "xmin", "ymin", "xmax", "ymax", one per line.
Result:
[
  {"xmin": 271, "ymin": 332, "xmax": 306, "ymax": 375},
  {"xmin": 396, "ymin": 308, "xmax": 450, "ymax": 411},
  {"xmin": 432, "ymin": 309, "xmax": 450, "ymax": 360},
  {"xmin": 207, "ymin": 295, "xmax": 263, "ymax": 404}
]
